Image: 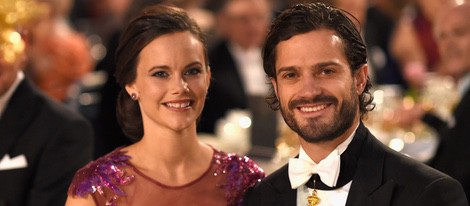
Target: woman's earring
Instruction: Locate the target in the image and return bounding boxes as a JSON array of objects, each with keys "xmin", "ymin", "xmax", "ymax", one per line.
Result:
[{"xmin": 131, "ymin": 93, "xmax": 138, "ymax": 101}]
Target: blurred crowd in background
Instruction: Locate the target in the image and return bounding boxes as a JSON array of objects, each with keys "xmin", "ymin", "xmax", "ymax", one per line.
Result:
[
  {"xmin": 6, "ymin": 0, "xmax": 469, "ymax": 163},
  {"xmin": 3, "ymin": 0, "xmax": 470, "ymax": 204}
]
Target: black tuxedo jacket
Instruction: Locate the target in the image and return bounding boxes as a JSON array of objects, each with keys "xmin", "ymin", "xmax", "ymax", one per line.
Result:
[
  {"xmin": 0, "ymin": 79, "xmax": 93, "ymax": 206},
  {"xmin": 244, "ymin": 123, "xmax": 468, "ymax": 206},
  {"xmin": 198, "ymin": 41, "xmax": 248, "ymax": 134},
  {"xmin": 428, "ymin": 88, "xmax": 470, "ymax": 199}
]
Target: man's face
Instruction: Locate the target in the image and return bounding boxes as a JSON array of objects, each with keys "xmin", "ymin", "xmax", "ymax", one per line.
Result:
[
  {"xmin": 272, "ymin": 29, "xmax": 365, "ymax": 143},
  {"xmin": 220, "ymin": 0, "xmax": 271, "ymax": 50},
  {"xmin": 435, "ymin": 5, "xmax": 470, "ymax": 79}
]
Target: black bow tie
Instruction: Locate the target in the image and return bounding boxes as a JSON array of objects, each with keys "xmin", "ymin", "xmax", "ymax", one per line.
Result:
[{"xmin": 306, "ymin": 173, "xmax": 348, "ymax": 190}]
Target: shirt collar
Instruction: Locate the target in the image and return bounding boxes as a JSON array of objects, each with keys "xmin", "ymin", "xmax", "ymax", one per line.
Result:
[{"xmin": 457, "ymin": 72, "xmax": 470, "ymax": 98}]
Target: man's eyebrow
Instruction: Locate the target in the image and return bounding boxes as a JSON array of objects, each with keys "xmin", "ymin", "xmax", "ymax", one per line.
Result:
[
  {"xmin": 277, "ymin": 61, "xmax": 342, "ymax": 75},
  {"xmin": 276, "ymin": 66, "xmax": 297, "ymax": 75},
  {"xmin": 313, "ymin": 61, "xmax": 342, "ymax": 69}
]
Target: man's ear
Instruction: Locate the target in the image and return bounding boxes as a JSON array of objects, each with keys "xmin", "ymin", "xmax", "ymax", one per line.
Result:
[
  {"xmin": 355, "ymin": 64, "xmax": 368, "ymax": 94},
  {"xmin": 271, "ymin": 77, "xmax": 278, "ymax": 97}
]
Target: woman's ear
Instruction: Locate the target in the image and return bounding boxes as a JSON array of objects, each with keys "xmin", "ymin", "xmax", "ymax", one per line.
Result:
[
  {"xmin": 355, "ymin": 64, "xmax": 368, "ymax": 94},
  {"xmin": 125, "ymin": 83, "xmax": 137, "ymax": 98}
]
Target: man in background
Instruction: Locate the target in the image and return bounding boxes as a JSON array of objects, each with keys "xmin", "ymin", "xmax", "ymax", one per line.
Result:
[
  {"xmin": 198, "ymin": 0, "xmax": 277, "ymax": 157},
  {"xmin": 0, "ymin": 30, "xmax": 93, "ymax": 205},
  {"xmin": 394, "ymin": 2, "xmax": 470, "ymax": 200},
  {"xmin": 428, "ymin": 2, "xmax": 470, "ymax": 199}
]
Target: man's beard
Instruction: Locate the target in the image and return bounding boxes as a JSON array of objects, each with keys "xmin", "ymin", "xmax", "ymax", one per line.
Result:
[{"xmin": 279, "ymin": 87, "xmax": 358, "ymax": 143}]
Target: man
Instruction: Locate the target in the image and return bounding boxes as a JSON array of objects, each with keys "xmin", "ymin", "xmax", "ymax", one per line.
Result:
[
  {"xmin": 426, "ymin": 2, "xmax": 470, "ymax": 200},
  {"xmin": 198, "ymin": 0, "xmax": 277, "ymax": 157},
  {"xmin": 0, "ymin": 36, "xmax": 94, "ymax": 205},
  {"xmin": 199, "ymin": 0, "xmax": 272, "ymax": 134},
  {"xmin": 244, "ymin": 3, "xmax": 468, "ymax": 206}
]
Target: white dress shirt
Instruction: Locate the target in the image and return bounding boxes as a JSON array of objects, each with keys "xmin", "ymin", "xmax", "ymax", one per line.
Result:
[
  {"xmin": 457, "ymin": 72, "xmax": 470, "ymax": 100},
  {"xmin": 294, "ymin": 124, "xmax": 358, "ymax": 206},
  {"xmin": 228, "ymin": 43, "xmax": 269, "ymax": 96},
  {"xmin": 0, "ymin": 71, "xmax": 24, "ymax": 118}
]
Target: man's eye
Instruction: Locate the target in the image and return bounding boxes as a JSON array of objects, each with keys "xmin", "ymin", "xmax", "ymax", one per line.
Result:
[
  {"xmin": 152, "ymin": 71, "xmax": 169, "ymax": 78},
  {"xmin": 321, "ymin": 68, "xmax": 335, "ymax": 75},
  {"xmin": 282, "ymin": 72, "xmax": 297, "ymax": 79}
]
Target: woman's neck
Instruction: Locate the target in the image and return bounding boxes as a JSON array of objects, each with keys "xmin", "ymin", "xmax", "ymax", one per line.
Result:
[{"xmin": 125, "ymin": 126, "xmax": 213, "ymax": 185}]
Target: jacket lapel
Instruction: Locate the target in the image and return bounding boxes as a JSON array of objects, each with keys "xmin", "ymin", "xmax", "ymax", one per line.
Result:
[
  {"xmin": 277, "ymin": 188, "xmax": 297, "ymax": 205},
  {"xmin": 0, "ymin": 80, "xmax": 41, "ymax": 158},
  {"xmin": 268, "ymin": 164, "xmax": 297, "ymax": 205},
  {"xmin": 346, "ymin": 124, "xmax": 396, "ymax": 206},
  {"xmin": 366, "ymin": 180, "xmax": 395, "ymax": 205}
]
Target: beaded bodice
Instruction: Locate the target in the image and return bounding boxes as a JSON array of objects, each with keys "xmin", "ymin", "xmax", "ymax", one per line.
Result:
[{"xmin": 68, "ymin": 148, "xmax": 265, "ymax": 206}]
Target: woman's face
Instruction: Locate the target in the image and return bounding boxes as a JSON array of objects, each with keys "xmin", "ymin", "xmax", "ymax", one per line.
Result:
[{"xmin": 125, "ymin": 31, "xmax": 210, "ymax": 133}]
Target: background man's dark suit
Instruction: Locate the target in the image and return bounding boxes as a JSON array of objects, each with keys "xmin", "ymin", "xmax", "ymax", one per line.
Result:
[
  {"xmin": 428, "ymin": 88, "xmax": 470, "ymax": 199},
  {"xmin": 0, "ymin": 79, "xmax": 93, "ymax": 206},
  {"xmin": 198, "ymin": 40, "xmax": 248, "ymax": 134},
  {"xmin": 244, "ymin": 123, "xmax": 468, "ymax": 206}
]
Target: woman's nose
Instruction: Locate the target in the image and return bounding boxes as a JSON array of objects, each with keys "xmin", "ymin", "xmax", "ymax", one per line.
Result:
[{"xmin": 171, "ymin": 76, "xmax": 189, "ymax": 94}]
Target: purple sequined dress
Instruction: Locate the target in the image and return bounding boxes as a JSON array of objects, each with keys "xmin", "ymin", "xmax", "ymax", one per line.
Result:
[{"xmin": 68, "ymin": 148, "xmax": 265, "ymax": 206}]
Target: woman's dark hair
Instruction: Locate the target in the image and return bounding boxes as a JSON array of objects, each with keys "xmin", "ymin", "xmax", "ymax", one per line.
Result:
[
  {"xmin": 114, "ymin": 5, "xmax": 208, "ymax": 141},
  {"xmin": 263, "ymin": 3, "xmax": 374, "ymax": 118}
]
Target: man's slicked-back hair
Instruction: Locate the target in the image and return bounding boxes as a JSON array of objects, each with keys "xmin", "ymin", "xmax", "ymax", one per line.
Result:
[{"xmin": 262, "ymin": 3, "xmax": 373, "ymax": 117}]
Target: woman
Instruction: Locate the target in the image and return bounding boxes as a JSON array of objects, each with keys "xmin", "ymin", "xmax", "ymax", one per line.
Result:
[{"xmin": 65, "ymin": 5, "xmax": 264, "ymax": 206}]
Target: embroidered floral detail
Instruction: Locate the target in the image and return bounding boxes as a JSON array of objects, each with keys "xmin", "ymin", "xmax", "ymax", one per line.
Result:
[
  {"xmin": 68, "ymin": 149, "xmax": 134, "ymax": 206},
  {"xmin": 213, "ymin": 150, "xmax": 265, "ymax": 206}
]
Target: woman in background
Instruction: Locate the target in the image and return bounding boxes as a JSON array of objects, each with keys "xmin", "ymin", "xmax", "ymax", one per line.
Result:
[{"xmin": 65, "ymin": 5, "xmax": 264, "ymax": 206}]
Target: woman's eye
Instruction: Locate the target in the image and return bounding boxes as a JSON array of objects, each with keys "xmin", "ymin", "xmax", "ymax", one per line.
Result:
[
  {"xmin": 185, "ymin": 67, "xmax": 202, "ymax": 76},
  {"xmin": 152, "ymin": 71, "xmax": 169, "ymax": 78}
]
